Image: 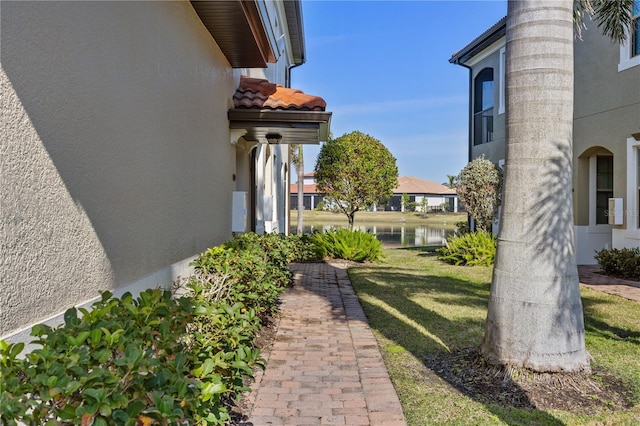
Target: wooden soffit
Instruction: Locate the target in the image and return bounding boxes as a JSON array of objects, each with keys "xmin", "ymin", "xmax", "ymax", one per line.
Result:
[{"xmin": 191, "ymin": 0, "xmax": 276, "ymax": 68}]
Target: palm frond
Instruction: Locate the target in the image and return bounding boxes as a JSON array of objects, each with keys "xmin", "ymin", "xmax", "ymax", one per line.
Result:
[
  {"xmin": 589, "ymin": 0, "xmax": 635, "ymax": 43},
  {"xmin": 573, "ymin": 0, "xmax": 595, "ymax": 40}
]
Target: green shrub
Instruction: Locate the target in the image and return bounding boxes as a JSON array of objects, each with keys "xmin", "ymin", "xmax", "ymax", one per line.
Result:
[
  {"xmin": 594, "ymin": 247, "xmax": 640, "ymax": 280},
  {"xmin": 437, "ymin": 231, "xmax": 496, "ymax": 266},
  {"xmin": 455, "ymin": 220, "xmax": 469, "ymax": 235},
  {"xmin": 0, "ymin": 290, "xmax": 245, "ymax": 425},
  {"xmin": 1, "ymin": 232, "xmax": 320, "ymax": 425},
  {"xmin": 310, "ymin": 228, "xmax": 384, "ymax": 262}
]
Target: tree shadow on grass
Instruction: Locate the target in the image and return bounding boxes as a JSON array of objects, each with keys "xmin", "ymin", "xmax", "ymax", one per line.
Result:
[
  {"xmin": 582, "ymin": 294, "xmax": 640, "ymax": 344},
  {"xmin": 582, "ymin": 296, "xmax": 640, "ymax": 346},
  {"xmin": 347, "ymin": 265, "xmax": 566, "ymax": 425},
  {"xmin": 395, "ymin": 245, "xmax": 441, "ymax": 257}
]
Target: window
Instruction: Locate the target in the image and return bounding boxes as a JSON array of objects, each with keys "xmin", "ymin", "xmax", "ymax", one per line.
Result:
[
  {"xmin": 473, "ymin": 68, "xmax": 494, "ymax": 145},
  {"xmin": 498, "ymin": 47, "xmax": 506, "ymax": 115},
  {"xmin": 619, "ymin": 0, "xmax": 640, "ymax": 71},
  {"xmin": 637, "ymin": 148, "xmax": 640, "ymax": 227},
  {"xmin": 632, "ymin": 0, "xmax": 640, "ymax": 58},
  {"xmin": 596, "ymin": 156, "xmax": 613, "ymax": 224}
]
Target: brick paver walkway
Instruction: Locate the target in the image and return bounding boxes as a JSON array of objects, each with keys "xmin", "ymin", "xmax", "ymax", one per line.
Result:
[
  {"xmin": 240, "ymin": 262, "xmax": 638, "ymax": 425},
  {"xmin": 579, "ymin": 265, "xmax": 640, "ymax": 302},
  {"xmin": 244, "ymin": 262, "xmax": 406, "ymax": 426}
]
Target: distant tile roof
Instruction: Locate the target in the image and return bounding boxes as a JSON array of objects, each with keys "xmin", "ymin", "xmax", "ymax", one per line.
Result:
[
  {"xmin": 290, "ymin": 183, "xmax": 319, "ymax": 193},
  {"xmin": 291, "ymin": 176, "xmax": 456, "ymax": 196},
  {"xmin": 233, "ymin": 76, "xmax": 326, "ymax": 111},
  {"xmin": 395, "ymin": 176, "xmax": 457, "ymax": 195}
]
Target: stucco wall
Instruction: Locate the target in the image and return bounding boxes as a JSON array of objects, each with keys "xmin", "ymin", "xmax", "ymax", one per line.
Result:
[
  {"xmin": 573, "ymin": 19, "xmax": 640, "ymax": 227},
  {"xmin": 1, "ymin": 1, "xmax": 237, "ymax": 337}
]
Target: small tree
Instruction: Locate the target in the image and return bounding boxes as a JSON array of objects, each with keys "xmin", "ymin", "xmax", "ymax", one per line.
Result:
[
  {"xmin": 420, "ymin": 197, "xmax": 429, "ymax": 215},
  {"xmin": 314, "ymin": 131, "xmax": 398, "ymax": 228},
  {"xmin": 444, "ymin": 174, "xmax": 456, "ymax": 188},
  {"xmin": 401, "ymin": 193, "xmax": 416, "ymax": 212},
  {"xmin": 455, "ymin": 156, "xmax": 502, "ymax": 232}
]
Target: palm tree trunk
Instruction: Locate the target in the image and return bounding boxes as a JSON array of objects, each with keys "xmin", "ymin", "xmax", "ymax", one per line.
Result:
[
  {"xmin": 296, "ymin": 145, "xmax": 304, "ymax": 235},
  {"xmin": 481, "ymin": 0, "xmax": 590, "ymax": 373}
]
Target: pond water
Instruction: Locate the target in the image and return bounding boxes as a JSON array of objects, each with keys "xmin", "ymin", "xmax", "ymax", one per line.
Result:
[{"xmin": 291, "ymin": 223, "xmax": 455, "ymax": 248}]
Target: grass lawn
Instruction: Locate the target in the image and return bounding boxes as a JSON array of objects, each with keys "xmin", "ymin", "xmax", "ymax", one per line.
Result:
[
  {"xmin": 347, "ymin": 247, "xmax": 640, "ymax": 425},
  {"xmin": 291, "ymin": 210, "xmax": 466, "ymax": 228}
]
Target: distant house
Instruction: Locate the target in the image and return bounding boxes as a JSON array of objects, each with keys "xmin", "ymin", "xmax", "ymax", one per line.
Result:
[
  {"xmin": 290, "ymin": 172, "xmax": 324, "ymax": 210},
  {"xmin": 291, "ymin": 174, "xmax": 459, "ymax": 212},
  {"xmin": 388, "ymin": 176, "xmax": 459, "ymax": 212},
  {"xmin": 450, "ymin": 9, "xmax": 640, "ymax": 264},
  {"xmin": 1, "ymin": 0, "xmax": 331, "ymax": 345}
]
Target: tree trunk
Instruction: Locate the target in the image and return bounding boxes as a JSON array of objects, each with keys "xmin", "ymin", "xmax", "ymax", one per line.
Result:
[
  {"xmin": 481, "ymin": 0, "xmax": 590, "ymax": 373},
  {"xmin": 347, "ymin": 211, "xmax": 355, "ymax": 229},
  {"xmin": 296, "ymin": 145, "xmax": 304, "ymax": 235}
]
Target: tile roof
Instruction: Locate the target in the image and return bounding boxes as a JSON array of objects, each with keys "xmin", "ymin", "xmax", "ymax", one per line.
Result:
[
  {"xmin": 233, "ymin": 76, "xmax": 326, "ymax": 111},
  {"xmin": 396, "ymin": 176, "xmax": 457, "ymax": 195},
  {"xmin": 290, "ymin": 183, "xmax": 319, "ymax": 193},
  {"xmin": 291, "ymin": 176, "xmax": 456, "ymax": 196}
]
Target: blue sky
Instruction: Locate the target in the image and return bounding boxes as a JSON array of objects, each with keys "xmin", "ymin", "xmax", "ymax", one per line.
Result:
[{"xmin": 292, "ymin": 0, "xmax": 506, "ymax": 184}]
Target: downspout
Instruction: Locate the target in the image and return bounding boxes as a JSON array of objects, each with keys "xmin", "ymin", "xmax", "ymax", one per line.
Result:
[
  {"xmin": 451, "ymin": 59, "xmax": 473, "ymax": 230},
  {"xmin": 287, "ymin": 61, "xmax": 305, "ymax": 235},
  {"xmin": 455, "ymin": 61, "xmax": 473, "ymax": 164},
  {"xmin": 286, "ymin": 61, "xmax": 304, "ymax": 88}
]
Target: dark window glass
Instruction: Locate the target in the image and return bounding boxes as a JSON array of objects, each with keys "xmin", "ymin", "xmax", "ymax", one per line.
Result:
[
  {"xmin": 596, "ymin": 156, "xmax": 613, "ymax": 225},
  {"xmin": 473, "ymin": 68, "xmax": 494, "ymax": 145},
  {"xmin": 633, "ymin": 1, "xmax": 640, "ymax": 57}
]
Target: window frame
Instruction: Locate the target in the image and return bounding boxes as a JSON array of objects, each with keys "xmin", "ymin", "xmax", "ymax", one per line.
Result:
[
  {"xmin": 498, "ymin": 47, "xmax": 506, "ymax": 115},
  {"xmin": 473, "ymin": 68, "xmax": 495, "ymax": 146},
  {"xmin": 595, "ymin": 155, "xmax": 614, "ymax": 225},
  {"xmin": 618, "ymin": 0, "xmax": 640, "ymax": 71}
]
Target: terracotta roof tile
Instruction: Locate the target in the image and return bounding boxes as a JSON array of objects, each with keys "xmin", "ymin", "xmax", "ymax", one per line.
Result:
[
  {"xmin": 291, "ymin": 177, "xmax": 456, "ymax": 196},
  {"xmin": 395, "ymin": 176, "xmax": 457, "ymax": 195},
  {"xmin": 233, "ymin": 76, "xmax": 326, "ymax": 111},
  {"xmin": 290, "ymin": 183, "xmax": 319, "ymax": 193}
]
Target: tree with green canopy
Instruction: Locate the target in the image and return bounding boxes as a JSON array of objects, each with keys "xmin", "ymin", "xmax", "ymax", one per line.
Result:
[
  {"xmin": 454, "ymin": 156, "xmax": 502, "ymax": 233},
  {"xmin": 314, "ymin": 131, "xmax": 398, "ymax": 228}
]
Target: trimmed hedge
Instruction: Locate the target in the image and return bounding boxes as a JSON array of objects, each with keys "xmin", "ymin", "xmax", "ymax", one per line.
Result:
[
  {"xmin": 594, "ymin": 247, "xmax": 640, "ymax": 280},
  {"xmin": 0, "ymin": 233, "xmax": 316, "ymax": 426}
]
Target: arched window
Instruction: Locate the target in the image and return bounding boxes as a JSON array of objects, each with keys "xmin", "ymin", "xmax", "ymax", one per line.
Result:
[{"xmin": 473, "ymin": 68, "xmax": 494, "ymax": 145}]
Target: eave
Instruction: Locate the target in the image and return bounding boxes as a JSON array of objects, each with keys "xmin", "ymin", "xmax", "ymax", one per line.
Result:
[
  {"xmin": 450, "ymin": 16, "xmax": 506, "ymax": 65},
  {"xmin": 228, "ymin": 109, "xmax": 332, "ymax": 145},
  {"xmin": 191, "ymin": 0, "xmax": 276, "ymax": 68},
  {"xmin": 283, "ymin": 0, "xmax": 305, "ymax": 65}
]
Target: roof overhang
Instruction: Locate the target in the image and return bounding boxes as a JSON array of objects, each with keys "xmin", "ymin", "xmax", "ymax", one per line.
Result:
[
  {"xmin": 191, "ymin": 0, "xmax": 276, "ymax": 68},
  {"xmin": 283, "ymin": 0, "xmax": 305, "ymax": 65},
  {"xmin": 228, "ymin": 109, "xmax": 332, "ymax": 145},
  {"xmin": 449, "ymin": 16, "xmax": 506, "ymax": 65}
]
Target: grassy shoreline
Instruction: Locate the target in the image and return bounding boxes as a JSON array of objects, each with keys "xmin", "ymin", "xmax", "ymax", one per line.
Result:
[
  {"xmin": 347, "ymin": 247, "xmax": 640, "ymax": 425},
  {"xmin": 291, "ymin": 210, "xmax": 466, "ymax": 228}
]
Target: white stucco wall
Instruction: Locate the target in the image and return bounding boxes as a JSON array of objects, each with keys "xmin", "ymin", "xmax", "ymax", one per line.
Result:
[{"xmin": 1, "ymin": 1, "xmax": 238, "ymax": 337}]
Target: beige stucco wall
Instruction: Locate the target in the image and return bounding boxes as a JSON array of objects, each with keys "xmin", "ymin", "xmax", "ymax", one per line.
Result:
[
  {"xmin": 573, "ymin": 20, "xmax": 640, "ymax": 227},
  {"xmin": 1, "ymin": 1, "xmax": 238, "ymax": 337}
]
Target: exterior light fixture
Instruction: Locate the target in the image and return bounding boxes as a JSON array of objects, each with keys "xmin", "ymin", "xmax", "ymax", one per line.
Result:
[{"xmin": 266, "ymin": 133, "xmax": 282, "ymax": 144}]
